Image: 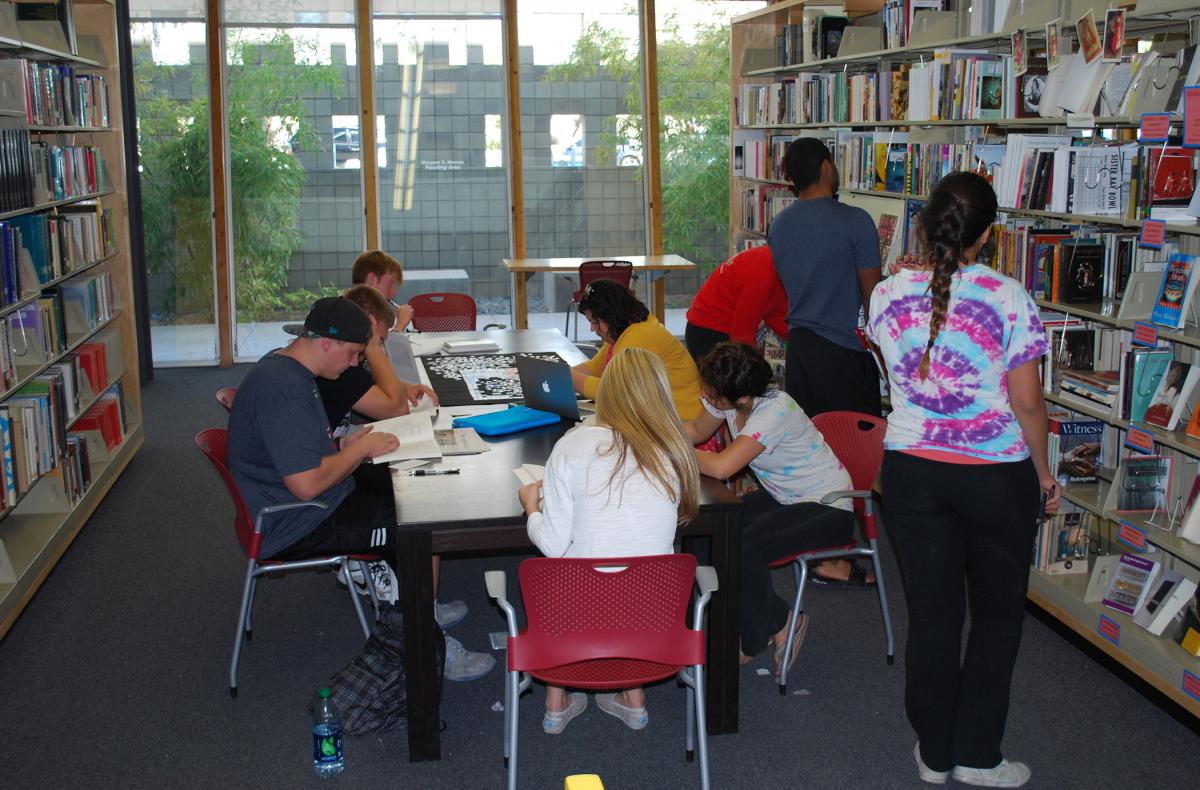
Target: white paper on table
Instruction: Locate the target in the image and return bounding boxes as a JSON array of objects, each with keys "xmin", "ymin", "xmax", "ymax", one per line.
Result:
[
  {"xmin": 365, "ymin": 413, "xmax": 443, "ymax": 464},
  {"xmin": 389, "ymin": 459, "xmax": 431, "ymax": 473}
]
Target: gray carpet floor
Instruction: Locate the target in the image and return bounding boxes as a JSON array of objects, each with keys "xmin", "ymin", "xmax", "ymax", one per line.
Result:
[{"xmin": 0, "ymin": 364, "xmax": 1197, "ymax": 788}]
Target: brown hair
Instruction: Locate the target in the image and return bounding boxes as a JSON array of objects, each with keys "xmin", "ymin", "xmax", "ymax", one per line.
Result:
[
  {"xmin": 917, "ymin": 172, "xmax": 998, "ymax": 380},
  {"xmin": 351, "ymin": 250, "xmax": 403, "ymax": 286},
  {"xmin": 343, "ymin": 284, "xmax": 394, "ymax": 327}
]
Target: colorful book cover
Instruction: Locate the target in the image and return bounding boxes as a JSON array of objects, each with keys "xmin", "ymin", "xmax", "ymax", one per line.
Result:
[
  {"xmin": 1151, "ymin": 253, "xmax": 1199, "ymax": 328},
  {"xmin": 1128, "ymin": 349, "xmax": 1173, "ymax": 422},
  {"xmin": 1103, "ymin": 553, "xmax": 1159, "ymax": 615},
  {"xmin": 1116, "ymin": 455, "xmax": 1172, "ymax": 514},
  {"xmin": 1143, "ymin": 360, "xmax": 1190, "ymax": 428},
  {"xmin": 1051, "ymin": 419, "xmax": 1103, "ymax": 483}
]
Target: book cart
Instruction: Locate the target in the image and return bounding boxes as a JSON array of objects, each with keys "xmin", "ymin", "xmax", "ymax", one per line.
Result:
[
  {"xmin": 0, "ymin": 0, "xmax": 142, "ymax": 638},
  {"xmin": 730, "ymin": 0, "xmax": 1200, "ymax": 717}
]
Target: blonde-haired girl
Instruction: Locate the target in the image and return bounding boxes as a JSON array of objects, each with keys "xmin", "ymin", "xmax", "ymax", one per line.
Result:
[{"xmin": 518, "ymin": 347, "xmax": 699, "ymax": 734}]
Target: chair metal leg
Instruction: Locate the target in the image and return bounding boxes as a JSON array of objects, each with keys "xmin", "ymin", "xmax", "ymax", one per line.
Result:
[
  {"xmin": 693, "ymin": 663, "xmax": 711, "ymax": 790},
  {"xmin": 502, "ymin": 670, "xmax": 513, "ymax": 761},
  {"xmin": 344, "ymin": 560, "xmax": 371, "ymax": 638},
  {"xmin": 778, "ymin": 560, "xmax": 808, "ymax": 694},
  {"xmin": 243, "ymin": 573, "xmax": 257, "ymax": 639},
  {"xmin": 684, "ymin": 668, "xmax": 696, "ymax": 761},
  {"xmin": 869, "ymin": 543, "xmax": 895, "ymax": 664},
  {"xmin": 506, "ymin": 672, "xmax": 521, "ymax": 790},
  {"xmin": 359, "ymin": 560, "xmax": 380, "ymax": 619},
  {"xmin": 230, "ymin": 559, "xmax": 257, "ymax": 697}
]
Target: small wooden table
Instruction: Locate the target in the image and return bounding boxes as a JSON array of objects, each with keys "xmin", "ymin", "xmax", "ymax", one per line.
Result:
[{"xmin": 502, "ymin": 255, "xmax": 697, "ymax": 330}]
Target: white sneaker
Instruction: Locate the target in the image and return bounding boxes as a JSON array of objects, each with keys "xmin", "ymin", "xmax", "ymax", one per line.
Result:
[
  {"xmin": 336, "ymin": 561, "xmax": 398, "ymax": 604},
  {"xmin": 914, "ymin": 742, "xmax": 949, "ymax": 784},
  {"xmin": 443, "ymin": 635, "xmax": 496, "ymax": 682},
  {"xmin": 543, "ymin": 692, "xmax": 588, "ymax": 734},
  {"xmin": 595, "ymin": 693, "xmax": 648, "ymax": 730},
  {"xmin": 434, "ymin": 599, "xmax": 468, "ymax": 628},
  {"xmin": 952, "ymin": 760, "xmax": 1032, "ymax": 788}
]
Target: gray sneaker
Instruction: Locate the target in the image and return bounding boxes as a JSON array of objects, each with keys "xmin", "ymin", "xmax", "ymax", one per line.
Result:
[
  {"xmin": 435, "ymin": 599, "xmax": 468, "ymax": 628},
  {"xmin": 443, "ymin": 635, "xmax": 496, "ymax": 682},
  {"xmin": 952, "ymin": 760, "xmax": 1032, "ymax": 788}
]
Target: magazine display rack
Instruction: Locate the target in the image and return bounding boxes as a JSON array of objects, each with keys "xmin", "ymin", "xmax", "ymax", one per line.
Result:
[{"xmin": 730, "ymin": 0, "xmax": 1200, "ymax": 717}]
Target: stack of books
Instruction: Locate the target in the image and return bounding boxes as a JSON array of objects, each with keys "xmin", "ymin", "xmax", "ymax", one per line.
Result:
[{"xmin": 1057, "ymin": 369, "xmax": 1119, "ymax": 413}]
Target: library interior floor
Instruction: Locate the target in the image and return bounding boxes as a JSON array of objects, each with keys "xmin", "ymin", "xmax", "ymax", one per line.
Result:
[{"xmin": 1, "ymin": 364, "xmax": 1198, "ymax": 788}]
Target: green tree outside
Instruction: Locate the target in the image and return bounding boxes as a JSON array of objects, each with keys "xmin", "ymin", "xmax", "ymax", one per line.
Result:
[
  {"xmin": 136, "ymin": 31, "xmax": 341, "ymax": 323},
  {"xmin": 544, "ymin": 12, "xmax": 732, "ymax": 275}
]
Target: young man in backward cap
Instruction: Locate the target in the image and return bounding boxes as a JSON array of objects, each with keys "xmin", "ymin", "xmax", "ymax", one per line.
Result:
[{"xmin": 227, "ymin": 296, "xmax": 496, "ymax": 681}]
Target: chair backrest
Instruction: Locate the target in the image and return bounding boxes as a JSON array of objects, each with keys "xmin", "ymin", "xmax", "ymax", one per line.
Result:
[
  {"xmin": 509, "ymin": 554, "xmax": 703, "ymax": 673},
  {"xmin": 215, "ymin": 387, "xmax": 237, "ymax": 413},
  {"xmin": 409, "ymin": 292, "xmax": 477, "ymax": 332},
  {"xmin": 195, "ymin": 427, "xmax": 261, "ymax": 559},
  {"xmin": 578, "ymin": 260, "xmax": 633, "ymax": 292},
  {"xmin": 811, "ymin": 411, "xmax": 886, "ymax": 538}
]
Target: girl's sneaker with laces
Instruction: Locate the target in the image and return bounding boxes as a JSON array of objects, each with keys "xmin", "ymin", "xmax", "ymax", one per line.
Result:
[{"xmin": 952, "ymin": 760, "xmax": 1032, "ymax": 788}]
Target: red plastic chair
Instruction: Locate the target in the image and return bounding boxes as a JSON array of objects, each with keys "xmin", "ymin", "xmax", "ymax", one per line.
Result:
[
  {"xmin": 486, "ymin": 555, "xmax": 718, "ymax": 790},
  {"xmin": 566, "ymin": 260, "xmax": 634, "ymax": 340},
  {"xmin": 215, "ymin": 387, "xmax": 237, "ymax": 413},
  {"xmin": 769, "ymin": 411, "xmax": 894, "ymax": 693},
  {"xmin": 195, "ymin": 428, "xmax": 380, "ymax": 697},
  {"xmin": 409, "ymin": 292, "xmax": 478, "ymax": 332}
]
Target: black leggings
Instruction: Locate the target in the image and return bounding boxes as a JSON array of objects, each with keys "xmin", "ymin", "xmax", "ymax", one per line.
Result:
[
  {"xmin": 740, "ymin": 489, "xmax": 855, "ymax": 656},
  {"xmin": 684, "ymin": 322, "xmax": 729, "ymax": 363},
  {"xmin": 881, "ymin": 451, "xmax": 1040, "ymax": 771}
]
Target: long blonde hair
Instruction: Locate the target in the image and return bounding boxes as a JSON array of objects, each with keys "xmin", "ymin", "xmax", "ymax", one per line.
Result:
[{"xmin": 594, "ymin": 348, "xmax": 700, "ymax": 524}]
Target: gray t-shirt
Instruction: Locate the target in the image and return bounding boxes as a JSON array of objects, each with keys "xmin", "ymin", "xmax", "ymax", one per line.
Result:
[
  {"xmin": 767, "ymin": 196, "xmax": 880, "ymax": 351},
  {"xmin": 228, "ymin": 352, "xmax": 353, "ymax": 558}
]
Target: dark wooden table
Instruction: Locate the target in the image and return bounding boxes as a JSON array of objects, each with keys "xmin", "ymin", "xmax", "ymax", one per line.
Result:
[{"xmin": 391, "ymin": 329, "xmax": 742, "ymax": 762}]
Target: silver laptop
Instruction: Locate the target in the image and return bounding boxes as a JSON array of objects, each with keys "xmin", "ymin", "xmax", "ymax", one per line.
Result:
[{"xmin": 516, "ymin": 356, "xmax": 585, "ymax": 422}]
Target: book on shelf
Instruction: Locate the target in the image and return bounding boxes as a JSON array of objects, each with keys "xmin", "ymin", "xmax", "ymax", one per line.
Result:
[
  {"xmin": 1033, "ymin": 506, "xmax": 1089, "ymax": 575},
  {"xmin": 1043, "ymin": 324, "xmax": 1094, "ymax": 392},
  {"xmin": 877, "ymin": 213, "xmax": 899, "ymax": 268},
  {"xmin": 1150, "ymin": 253, "xmax": 1200, "ymax": 329},
  {"xmin": 1174, "ymin": 595, "xmax": 1200, "ymax": 656},
  {"xmin": 1133, "ymin": 569, "xmax": 1199, "ymax": 636},
  {"xmin": 1142, "ymin": 361, "xmax": 1200, "ymax": 430},
  {"xmin": 1049, "ymin": 417, "xmax": 1104, "ymax": 484},
  {"xmin": 1113, "ymin": 455, "xmax": 1172, "ymax": 514},
  {"xmin": 1123, "ymin": 347, "xmax": 1173, "ymax": 422},
  {"xmin": 1103, "ymin": 553, "xmax": 1161, "ymax": 616},
  {"xmin": 902, "ymin": 198, "xmax": 925, "ymax": 257}
]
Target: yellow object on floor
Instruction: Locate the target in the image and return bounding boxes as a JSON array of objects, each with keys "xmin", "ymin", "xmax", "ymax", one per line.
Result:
[{"xmin": 564, "ymin": 775, "xmax": 605, "ymax": 790}]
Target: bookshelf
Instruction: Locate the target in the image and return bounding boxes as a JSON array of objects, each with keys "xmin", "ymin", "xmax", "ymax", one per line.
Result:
[
  {"xmin": 730, "ymin": 0, "xmax": 1200, "ymax": 718},
  {"xmin": 0, "ymin": 0, "xmax": 143, "ymax": 639}
]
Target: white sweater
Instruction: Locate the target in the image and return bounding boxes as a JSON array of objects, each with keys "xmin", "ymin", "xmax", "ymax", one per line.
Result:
[{"xmin": 527, "ymin": 425, "xmax": 679, "ymax": 558}]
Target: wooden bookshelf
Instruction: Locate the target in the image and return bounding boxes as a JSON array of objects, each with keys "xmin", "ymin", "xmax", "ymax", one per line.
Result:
[
  {"xmin": 729, "ymin": 0, "xmax": 1200, "ymax": 719},
  {"xmin": 0, "ymin": 0, "xmax": 142, "ymax": 640}
]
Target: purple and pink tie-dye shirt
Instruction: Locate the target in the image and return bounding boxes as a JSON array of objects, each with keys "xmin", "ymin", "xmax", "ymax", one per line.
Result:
[{"xmin": 866, "ymin": 264, "xmax": 1048, "ymax": 461}]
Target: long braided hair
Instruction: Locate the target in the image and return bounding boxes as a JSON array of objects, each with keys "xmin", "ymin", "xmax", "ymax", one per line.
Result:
[{"xmin": 917, "ymin": 171, "xmax": 998, "ymax": 381}]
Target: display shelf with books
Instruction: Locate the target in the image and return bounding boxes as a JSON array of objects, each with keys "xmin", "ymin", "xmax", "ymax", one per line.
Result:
[
  {"xmin": 730, "ymin": 0, "xmax": 1200, "ymax": 719},
  {"xmin": 0, "ymin": 0, "xmax": 141, "ymax": 639}
]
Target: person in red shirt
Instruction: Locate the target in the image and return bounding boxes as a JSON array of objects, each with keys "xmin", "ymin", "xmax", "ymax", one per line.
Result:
[{"xmin": 684, "ymin": 245, "xmax": 789, "ymax": 362}]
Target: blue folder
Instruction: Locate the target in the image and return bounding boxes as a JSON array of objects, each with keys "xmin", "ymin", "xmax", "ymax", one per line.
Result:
[{"xmin": 451, "ymin": 405, "xmax": 560, "ymax": 436}]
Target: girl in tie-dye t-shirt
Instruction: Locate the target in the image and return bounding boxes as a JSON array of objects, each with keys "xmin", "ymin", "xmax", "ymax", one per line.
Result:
[{"xmin": 866, "ymin": 172, "xmax": 1060, "ymax": 787}]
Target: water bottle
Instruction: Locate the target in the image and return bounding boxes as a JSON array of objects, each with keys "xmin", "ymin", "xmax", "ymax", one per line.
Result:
[{"xmin": 312, "ymin": 687, "xmax": 344, "ymax": 778}]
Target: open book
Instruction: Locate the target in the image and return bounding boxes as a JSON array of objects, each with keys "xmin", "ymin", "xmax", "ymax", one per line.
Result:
[
  {"xmin": 435, "ymin": 428, "xmax": 490, "ymax": 455},
  {"xmin": 363, "ymin": 413, "xmax": 442, "ymax": 464},
  {"xmin": 513, "ymin": 464, "xmax": 545, "ymax": 486}
]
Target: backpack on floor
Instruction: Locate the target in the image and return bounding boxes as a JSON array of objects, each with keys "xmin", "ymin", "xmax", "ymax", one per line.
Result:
[{"xmin": 327, "ymin": 602, "xmax": 445, "ymax": 734}]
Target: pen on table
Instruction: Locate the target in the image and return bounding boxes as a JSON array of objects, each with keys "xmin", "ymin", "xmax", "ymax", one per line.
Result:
[{"xmin": 410, "ymin": 469, "xmax": 461, "ymax": 476}]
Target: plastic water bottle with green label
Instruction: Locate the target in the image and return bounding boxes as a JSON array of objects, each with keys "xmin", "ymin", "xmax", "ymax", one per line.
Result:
[{"xmin": 312, "ymin": 687, "xmax": 344, "ymax": 777}]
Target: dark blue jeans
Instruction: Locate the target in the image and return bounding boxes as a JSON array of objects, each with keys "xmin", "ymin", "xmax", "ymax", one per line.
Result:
[{"xmin": 881, "ymin": 451, "xmax": 1040, "ymax": 772}]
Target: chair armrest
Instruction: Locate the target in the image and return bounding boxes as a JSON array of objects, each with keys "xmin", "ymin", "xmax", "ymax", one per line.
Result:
[
  {"xmin": 254, "ymin": 501, "xmax": 329, "ymax": 534},
  {"xmin": 485, "ymin": 570, "xmax": 520, "ymax": 637},
  {"xmin": 693, "ymin": 566, "xmax": 719, "ymax": 631},
  {"xmin": 485, "ymin": 570, "xmax": 507, "ymax": 601},
  {"xmin": 695, "ymin": 565, "xmax": 719, "ymax": 595},
  {"xmin": 818, "ymin": 489, "xmax": 872, "ymax": 505}
]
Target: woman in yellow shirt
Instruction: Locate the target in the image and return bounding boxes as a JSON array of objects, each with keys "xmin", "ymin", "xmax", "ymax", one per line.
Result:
[{"xmin": 569, "ymin": 279, "xmax": 702, "ymax": 420}]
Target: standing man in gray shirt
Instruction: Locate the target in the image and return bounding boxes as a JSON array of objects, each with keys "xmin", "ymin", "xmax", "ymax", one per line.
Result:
[
  {"xmin": 769, "ymin": 138, "xmax": 883, "ymax": 586},
  {"xmin": 768, "ymin": 137, "xmax": 883, "ymax": 419}
]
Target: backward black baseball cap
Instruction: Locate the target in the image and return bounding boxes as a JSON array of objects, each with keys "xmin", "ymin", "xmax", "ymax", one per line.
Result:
[{"xmin": 282, "ymin": 296, "xmax": 371, "ymax": 345}]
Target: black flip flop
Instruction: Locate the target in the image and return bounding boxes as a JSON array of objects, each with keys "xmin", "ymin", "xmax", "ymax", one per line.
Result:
[{"xmin": 810, "ymin": 562, "xmax": 876, "ymax": 588}]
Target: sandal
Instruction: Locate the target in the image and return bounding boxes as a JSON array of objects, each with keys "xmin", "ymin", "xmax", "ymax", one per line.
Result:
[
  {"xmin": 773, "ymin": 612, "xmax": 809, "ymax": 677},
  {"xmin": 811, "ymin": 561, "xmax": 876, "ymax": 588}
]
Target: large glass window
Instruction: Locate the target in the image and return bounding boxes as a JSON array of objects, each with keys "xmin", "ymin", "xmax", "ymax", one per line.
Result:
[
  {"xmin": 373, "ymin": 0, "xmax": 512, "ymax": 320},
  {"xmin": 130, "ymin": 1, "xmax": 216, "ymax": 365},
  {"xmin": 223, "ymin": 0, "xmax": 365, "ymax": 360},
  {"xmin": 655, "ymin": 1, "xmax": 764, "ymax": 302},
  {"xmin": 518, "ymin": 1, "xmax": 646, "ymax": 317}
]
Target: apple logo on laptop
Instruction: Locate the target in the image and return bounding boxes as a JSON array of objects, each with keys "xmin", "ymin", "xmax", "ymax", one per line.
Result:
[{"xmin": 542, "ymin": 381, "xmax": 551, "ymax": 394}]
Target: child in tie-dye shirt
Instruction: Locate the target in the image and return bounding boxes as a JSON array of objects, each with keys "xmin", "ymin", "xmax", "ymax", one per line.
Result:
[
  {"xmin": 865, "ymin": 172, "xmax": 1059, "ymax": 788},
  {"xmin": 683, "ymin": 342, "xmax": 853, "ymax": 677}
]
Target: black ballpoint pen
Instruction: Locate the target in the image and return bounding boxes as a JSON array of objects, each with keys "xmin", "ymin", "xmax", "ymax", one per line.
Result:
[{"xmin": 410, "ymin": 469, "xmax": 461, "ymax": 476}]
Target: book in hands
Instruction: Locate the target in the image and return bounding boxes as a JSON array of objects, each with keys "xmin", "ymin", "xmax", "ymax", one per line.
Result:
[
  {"xmin": 513, "ymin": 464, "xmax": 545, "ymax": 487},
  {"xmin": 362, "ymin": 413, "xmax": 443, "ymax": 464}
]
